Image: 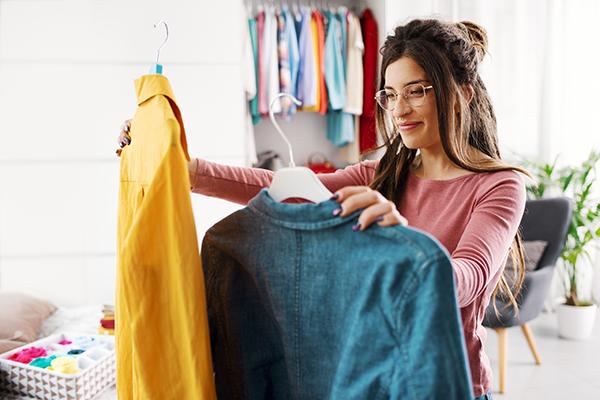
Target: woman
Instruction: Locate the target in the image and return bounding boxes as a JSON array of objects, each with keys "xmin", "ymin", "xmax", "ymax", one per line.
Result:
[{"xmin": 118, "ymin": 18, "xmax": 529, "ymax": 400}]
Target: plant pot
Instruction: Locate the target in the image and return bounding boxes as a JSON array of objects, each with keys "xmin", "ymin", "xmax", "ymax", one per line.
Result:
[{"xmin": 556, "ymin": 303, "xmax": 598, "ymax": 340}]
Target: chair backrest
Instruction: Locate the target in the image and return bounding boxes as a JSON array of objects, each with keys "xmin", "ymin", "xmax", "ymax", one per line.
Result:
[{"xmin": 520, "ymin": 197, "xmax": 573, "ymax": 270}]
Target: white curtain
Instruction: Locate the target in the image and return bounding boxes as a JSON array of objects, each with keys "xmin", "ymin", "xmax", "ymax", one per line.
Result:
[{"xmin": 385, "ymin": 0, "xmax": 600, "ymax": 167}]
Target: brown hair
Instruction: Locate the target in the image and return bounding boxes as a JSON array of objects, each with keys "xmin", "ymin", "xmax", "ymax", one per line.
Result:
[{"xmin": 369, "ymin": 18, "xmax": 532, "ymax": 313}]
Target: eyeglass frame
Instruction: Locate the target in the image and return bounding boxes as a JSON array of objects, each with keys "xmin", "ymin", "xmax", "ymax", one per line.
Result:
[{"xmin": 374, "ymin": 84, "xmax": 434, "ymax": 111}]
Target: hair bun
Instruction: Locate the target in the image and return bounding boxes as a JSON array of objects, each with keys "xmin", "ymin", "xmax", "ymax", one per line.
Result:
[{"xmin": 456, "ymin": 21, "xmax": 489, "ymax": 63}]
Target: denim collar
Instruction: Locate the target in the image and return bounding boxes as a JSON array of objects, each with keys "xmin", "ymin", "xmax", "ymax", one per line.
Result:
[{"xmin": 248, "ymin": 189, "xmax": 362, "ymax": 231}]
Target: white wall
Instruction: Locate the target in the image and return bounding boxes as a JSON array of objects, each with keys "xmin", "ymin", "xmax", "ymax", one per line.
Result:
[
  {"xmin": 1, "ymin": 0, "xmax": 598, "ymax": 307},
  {"xmin": 0, "ymin": 0, "xmax": 245, "ymax": 306}
]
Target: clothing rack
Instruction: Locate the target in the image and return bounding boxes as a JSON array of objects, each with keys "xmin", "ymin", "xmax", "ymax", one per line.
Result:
[{"xmin": 244, "ymin": 0, "xmax": 380, "ymax": 165}]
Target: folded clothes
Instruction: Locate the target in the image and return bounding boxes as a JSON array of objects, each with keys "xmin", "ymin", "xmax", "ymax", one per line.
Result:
[
  {"xmin": 72, "ymin": 335, "xmax": 97, "ymax": 350},
  {"xmin": 29, "ymin": 354, "xmax": 69, "ymax": 369},
  {"xmin": 50, "ymin": 356, "xmax": 80, "ymax": 374},
  {"xmin": 8, "ymin": 347, "xmax": 48, "ymax": 364},
  {"xmin": 100, "ymin": 318, "xmax": 115, "ymax": 329}
]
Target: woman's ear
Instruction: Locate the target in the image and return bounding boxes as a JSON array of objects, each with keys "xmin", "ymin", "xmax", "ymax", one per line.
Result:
[
  {"xmin": 454, "ymin": 84, "xmax": 474, "ymax": 113},
  {"xmin": 464, "ymin": 84, "xmax": 474, "ymax": 104}
]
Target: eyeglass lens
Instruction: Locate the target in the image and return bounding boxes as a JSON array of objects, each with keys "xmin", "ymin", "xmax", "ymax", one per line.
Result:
[{"xmin": 376, "ymin": 84, "xmax": 428, "ymax": 111}]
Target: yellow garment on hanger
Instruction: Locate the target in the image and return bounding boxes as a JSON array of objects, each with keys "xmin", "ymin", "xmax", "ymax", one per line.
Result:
[{"xmin": 116, "ymin": 74, "xmax": 216, "ymax": 400}]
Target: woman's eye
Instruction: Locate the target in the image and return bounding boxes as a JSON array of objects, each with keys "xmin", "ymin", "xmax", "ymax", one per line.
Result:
[{"xmin": 408, "ymin": 87, "xmax": 424, "ymax": 96}]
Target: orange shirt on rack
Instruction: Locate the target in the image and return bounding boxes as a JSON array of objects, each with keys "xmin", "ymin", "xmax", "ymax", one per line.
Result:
[{"xmin": 116, "ymin": 74, "xmax": 216, "ymax": 400}]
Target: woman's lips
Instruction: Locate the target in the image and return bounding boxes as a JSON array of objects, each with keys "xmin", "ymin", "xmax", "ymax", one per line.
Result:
[{"xmin": 397, "ymin": 121, "xmax": 421, "ymax": 131}]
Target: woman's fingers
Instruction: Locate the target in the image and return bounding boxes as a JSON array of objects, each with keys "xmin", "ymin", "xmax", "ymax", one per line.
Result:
[
  {"xmin": 331, "ymin": 186, "xmax": 408, "ymax": 231},
  {"xmin": 356, "ymin": 200, "xmax": 408, "ymax": 230},
  {"xmin": 116, "ymin": 119, "xmax": 133, "ymax": 157}
]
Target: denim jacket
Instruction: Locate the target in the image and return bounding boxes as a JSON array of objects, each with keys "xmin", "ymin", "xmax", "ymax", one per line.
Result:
[{"xmin": 201, "ymin": 189, "xmax": 472, "ymax": 399}]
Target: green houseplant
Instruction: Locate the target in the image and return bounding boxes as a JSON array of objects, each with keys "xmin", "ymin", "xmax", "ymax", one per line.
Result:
[{"xmin": 520, "ymin": 150, "xmax": 600, "ymax": 307}]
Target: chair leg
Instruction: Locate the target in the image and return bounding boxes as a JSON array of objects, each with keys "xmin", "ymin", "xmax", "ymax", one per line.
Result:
[
  {"xmin": 492, "ymin": 327, "xmax": 507, "ymax": 394},
  {"xmin": 521, "ymin": 323, "xmax": 542, "ymax": 365}
]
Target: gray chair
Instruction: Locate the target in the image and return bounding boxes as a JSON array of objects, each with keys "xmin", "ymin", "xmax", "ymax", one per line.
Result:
[{"xmin": 483, "ymin": 197, "xmax": 573, "ymax": 393}]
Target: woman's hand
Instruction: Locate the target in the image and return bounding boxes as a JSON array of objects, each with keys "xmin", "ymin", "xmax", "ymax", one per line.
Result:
[
  {"xmin": 116, "ymin": 119, "xmax": 198, "ymax": 190},
  {"xmin": 115, "ymin": 119, "xmax": 132, "ymax": 157},
  {"xmin": 331, "ymin": 186, "xmax": 408, "ymax": 231}
]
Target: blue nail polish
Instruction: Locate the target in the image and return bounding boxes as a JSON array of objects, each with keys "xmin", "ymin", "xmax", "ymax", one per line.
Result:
[
  {"xmin": 353, "ymin": 221, "xmax": 362, "ymax": 231},
  {"xmin": 330, "ymin": 194, "xmax": 339, "ymax": 201},
  {"xmin": 375, "ymin": 216, "xmax": 384, "ymax": 222},
  {"xmin": 332, "ymin": 207, "xmax": 343, "ymax": 216},
  {"xmin": 124, "ymin": 138, "xmax": 130, "ymax": 145}
]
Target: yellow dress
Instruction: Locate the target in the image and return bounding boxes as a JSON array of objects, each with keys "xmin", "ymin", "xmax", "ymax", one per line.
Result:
[{"xmin": 116, "ymin": 74, "xmax": 216, "ymax": 400}]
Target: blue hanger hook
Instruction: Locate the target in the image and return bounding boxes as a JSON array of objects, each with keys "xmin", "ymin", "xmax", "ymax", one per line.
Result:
[{"xmin": 150, "ymin": 20, "xmax": 169, "ymax": 74}]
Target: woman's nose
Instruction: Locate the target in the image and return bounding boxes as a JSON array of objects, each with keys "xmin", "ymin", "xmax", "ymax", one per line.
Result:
[{"xmin": 392, "ymin": 100, "xmax": 411, "ymax": 119}]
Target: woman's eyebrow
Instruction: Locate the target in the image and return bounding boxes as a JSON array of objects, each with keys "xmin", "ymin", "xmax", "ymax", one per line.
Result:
[{"xmin": 384, "ymin": 79, "xmax": 429, "ymax": 90}]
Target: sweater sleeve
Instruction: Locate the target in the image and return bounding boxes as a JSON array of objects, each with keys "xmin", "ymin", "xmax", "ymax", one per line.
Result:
[
  {"xmin": 451, "ymin": 172, "xmax": 526, "ymax": 308},
  {"xmin": 191, "ymin": 158, "xmax": 378, "ymax": 205}
]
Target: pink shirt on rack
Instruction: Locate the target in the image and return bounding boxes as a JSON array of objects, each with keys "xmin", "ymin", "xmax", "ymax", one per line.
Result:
[{"xmin": 192, "ymin": 158, "xmax": 526, "ymax": 398}]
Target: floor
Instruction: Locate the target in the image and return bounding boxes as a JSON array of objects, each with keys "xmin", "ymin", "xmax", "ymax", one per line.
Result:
[
  {"xmin": 4, "ymin": 310, "xmax": 598, "ymax": 400},
  {"xmin": 484, "ymin": 310, "xmax": 600, "ymax": 399}
]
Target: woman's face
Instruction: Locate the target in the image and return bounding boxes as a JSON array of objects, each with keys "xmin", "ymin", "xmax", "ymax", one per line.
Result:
[{"xmin": 384, "ymin": 56, "xmax": 441, "ymax": 152}]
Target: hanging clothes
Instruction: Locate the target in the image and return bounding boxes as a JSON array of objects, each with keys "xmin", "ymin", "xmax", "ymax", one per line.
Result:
[
  {"xmin": 325, "ymin": 10, "xmax": 354, "ymax": 148},
  {"xmin": 300, "ymin": 10, "xmax": 323, "ymax": 113},
  {"xmin": 277, "ymin": 9, "xmax": 293, "ymax": 118},
  {"xmin": 201, "ymin": 189, "xmax": 473, "ymax": 399},
  {"xmin": 359, "ymin": 8, "xmax": 379, "ymax": 152},
  {"xmin": 314, "ymin": 10, "xmax": 328, "ymax": 115},
  {"xmin": 249, "ymin": 15, "xmax": 261, "ymax": 125},
  {"xmin": 263, "ymin": 7, "xmax": 281, "ymax": 116},
  {"xmin": 340, "ymin": 10, "xmax": 365, "ymax": 163},
  {"xmin": 296, "ymin": 6, "xmax": 317, "ymax": 110},
  {"xmin": 324, "ymin": 10, "xmax": 346, "ymax": 111},
  {"xmin": 116, "ymin": 74, "xmax": 216, "ymax": 400},
  {"xmin": 256, "ymin": 11, "xmax": 267, "ymax": 116},
  {"xmin": 243, "ymin": 7, "xmax": 258, "ymax": 166},
  {"xmin": 343, "ymin": 11, "xmax": 364, "ymax": 115},
  {"xmin": 283, "ymin": 4, "xmax": 300, "ymax": 121}
]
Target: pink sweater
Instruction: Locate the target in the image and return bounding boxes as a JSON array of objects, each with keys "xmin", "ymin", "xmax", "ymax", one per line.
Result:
[{"xmin": 192, "ymin": 159, "xmax": 526, "ymax": 397}]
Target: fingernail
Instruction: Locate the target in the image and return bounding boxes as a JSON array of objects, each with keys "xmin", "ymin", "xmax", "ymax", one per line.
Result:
[
  {"xmin": 332, "ymin": 207, "xmax": 343, "ymax": 216},
  {"xmin": 119, "ymin": 142, "xmax": 125, "ymax": 148},
  {"xmin": 352, "ymin": 221, "xmax": 362, "ymax": 231},
  {"xmin": 330, "ymin": 194, "xmax": 339, "ymax": 201},
  {"xmin": 124, "ymin": 138, "xmax": 130, "ymax": 145},
  {"xmin": 375, "ymin": 216, "xmax": 384, "ymax": 222}
]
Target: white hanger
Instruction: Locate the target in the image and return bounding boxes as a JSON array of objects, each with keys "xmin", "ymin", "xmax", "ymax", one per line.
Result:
[
  {"xmin": 267, "ymin": 93, "xmax": 333, "ymax": 203},
  {"xmin": 149, "ymin": 20, "xmax": 169, "ymax": 75}
]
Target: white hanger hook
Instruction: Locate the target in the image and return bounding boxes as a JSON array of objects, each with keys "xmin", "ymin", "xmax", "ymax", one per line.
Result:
[
  {"xmin": 154, "ymin": 20, "xmax": 169, "ymax": 64},
  {"xmin": 269, "ymin": 93, "xmax": 302, "ymax": 168}
]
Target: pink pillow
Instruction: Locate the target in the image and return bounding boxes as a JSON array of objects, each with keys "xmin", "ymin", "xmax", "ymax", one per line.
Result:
[{"xmin": 0, "ymin": 292, "xmax": 57, "ymax": 353}]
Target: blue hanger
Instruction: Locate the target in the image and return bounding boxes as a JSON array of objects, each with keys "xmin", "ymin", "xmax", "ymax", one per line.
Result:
[{"xmin": 150, "ymin": 20, "xmax": 169, "ymax": 75}]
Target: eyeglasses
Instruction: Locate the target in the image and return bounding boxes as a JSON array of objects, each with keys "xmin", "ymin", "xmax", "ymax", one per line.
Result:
[{"xmin": 374, "ymin": 84, "xmax": 434, "ymax": 111}]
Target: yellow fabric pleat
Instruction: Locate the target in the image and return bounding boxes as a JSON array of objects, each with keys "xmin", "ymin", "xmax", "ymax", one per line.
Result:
[{"xmin": 116, "ymin": 74, "xmax": 216, "ymax": 400}]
